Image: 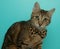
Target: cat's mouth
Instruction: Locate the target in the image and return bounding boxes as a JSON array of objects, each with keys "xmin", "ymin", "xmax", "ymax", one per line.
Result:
[
  {"xmin": 38, "ymin": 21, "xmax": 47, "ymax": 29},
  {"xmin": 39, "ymin": 25, "xmax": 44, "ymax": 28},
  {"xmin": 39, "ymin": 23, "xmax": 46, "ymax": 29}
]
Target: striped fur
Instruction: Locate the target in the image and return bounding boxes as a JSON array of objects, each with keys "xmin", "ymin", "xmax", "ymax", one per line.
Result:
[{"xmin": 1, "ymin": 2, "xmax": 55, "ymax": 49}]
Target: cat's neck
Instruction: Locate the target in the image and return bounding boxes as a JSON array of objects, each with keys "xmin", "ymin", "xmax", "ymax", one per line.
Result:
[
  {"xmin": 28, "ymin": 19, "xmax": 46, "ymax": 31},
  {"xmin": 28, "ymin": 20, "xmax": 40, "ymax": 30}
]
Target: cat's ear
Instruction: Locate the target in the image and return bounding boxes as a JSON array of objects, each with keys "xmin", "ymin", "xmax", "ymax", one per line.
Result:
[
  {"xmin": 47, "ymin": 8, "xmax": 55, "ymax": 17},
  {"xmin": 32, "ymin": 2, "xmax": 41, "ymax": 13}
]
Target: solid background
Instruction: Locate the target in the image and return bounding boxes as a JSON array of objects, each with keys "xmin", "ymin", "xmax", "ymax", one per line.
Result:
[{"xmin": 0, "ymin": 0, "xmax": 60, "ymax": 49}]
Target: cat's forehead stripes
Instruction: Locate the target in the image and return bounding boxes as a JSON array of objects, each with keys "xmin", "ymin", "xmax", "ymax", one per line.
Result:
[
  {"xmin": 40, "ymin": 10, "xmax": 48, "ymax": 14},
  {"xmin": 40, "ymin": 10, "xmax": 48, "ymax": 17},
  {"xmin": 32, "ymin": 10, "xmax": 48, "ymax": 17}
]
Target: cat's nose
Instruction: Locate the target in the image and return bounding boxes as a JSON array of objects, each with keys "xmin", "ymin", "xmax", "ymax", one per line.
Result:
[
  {"xmin": 39, "ymin": 23, "xmax": 41, "ymax": 26},
  {"xmin": 38, "ymin": 21, "xmax": 42, "ymax": 26},
  {"xmin": 39, "ymin": 23, "xmax": 42, "ymax": 26}
]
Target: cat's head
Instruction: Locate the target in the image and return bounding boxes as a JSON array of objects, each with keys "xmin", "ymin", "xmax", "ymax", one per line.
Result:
[{"xmin": 31, "ymin": 2, "xmax": 55, "ymax": 28}]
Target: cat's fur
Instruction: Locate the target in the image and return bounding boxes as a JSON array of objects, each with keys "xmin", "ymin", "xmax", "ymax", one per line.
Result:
[{"xmin": 2, "ymin": 2, "xmax": 55, "ymax": 49}]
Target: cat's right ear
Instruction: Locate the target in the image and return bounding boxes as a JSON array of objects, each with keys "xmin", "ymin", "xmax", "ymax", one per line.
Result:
[
  {"xmin": 32, "ymin": 2, "xmax": 41, "ymax": 13},
  {"xmin": 47, "ymin": 8, "xmax": 55, "ymax": 17}
]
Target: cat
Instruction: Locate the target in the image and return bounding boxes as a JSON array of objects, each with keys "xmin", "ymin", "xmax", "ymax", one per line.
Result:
[{"xmin": 1, "ymin": 2, "xmax": 55, "ymax": 49}]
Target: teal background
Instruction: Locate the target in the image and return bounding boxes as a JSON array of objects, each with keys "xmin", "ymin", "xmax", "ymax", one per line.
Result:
[{"xmin": 0, "ymin": 0, "xmax": 60, "ymax": 49}]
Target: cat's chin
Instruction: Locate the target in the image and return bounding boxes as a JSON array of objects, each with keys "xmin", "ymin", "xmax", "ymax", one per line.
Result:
[
  {"xmin": 37, "ymin": 26, "xmax": 46, "ymax": 30},
  {"xmin": 40, "ymin": 26, "xmax": 45, "ymax": 28}
]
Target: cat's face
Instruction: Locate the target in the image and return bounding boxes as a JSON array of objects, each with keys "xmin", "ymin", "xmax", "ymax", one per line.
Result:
[{"xmin": 31, "ymin": 2, "xmax": 55, "ymax": 28}]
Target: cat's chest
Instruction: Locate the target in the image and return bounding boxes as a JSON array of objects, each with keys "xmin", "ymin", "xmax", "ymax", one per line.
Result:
[
  {"xmin": 22, "ymin": 24, "xmax": 47, "ymax": 39},
  {"xmin": 21, "ymin": 23, "xmax": 39, "ymax": 34},
  {"xmin": 19, "ymin": 22, "xmax": 47, "ymax": 40}
]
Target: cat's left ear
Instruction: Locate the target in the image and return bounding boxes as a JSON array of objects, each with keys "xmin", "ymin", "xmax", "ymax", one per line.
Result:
[
  {"xmin": 32, "ymin": 2, "xmax": 41, "ymax": 13},
  {"xmin": 47, "ymin": 8, "xmax": 55, "ymax": 17}
]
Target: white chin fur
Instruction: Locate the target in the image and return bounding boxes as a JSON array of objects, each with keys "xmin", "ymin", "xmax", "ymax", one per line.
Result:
[{"xmin": 40, "ymin": 25, "xmax": 45, "ymax": 28}]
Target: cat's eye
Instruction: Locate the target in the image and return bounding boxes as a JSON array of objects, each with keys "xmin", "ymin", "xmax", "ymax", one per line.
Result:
[
  {"xmin": 44, "ymin": 18, "xmax": 47, "ymax": 21},
  {"xmin": 35, "ymin": 16, "xmax": 39, "ymax": 19}
]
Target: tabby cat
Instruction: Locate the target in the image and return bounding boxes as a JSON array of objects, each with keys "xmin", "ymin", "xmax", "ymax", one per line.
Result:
[{"xmin": 1, "ymin": 2, "xmax": 55, "ymax": 49}]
